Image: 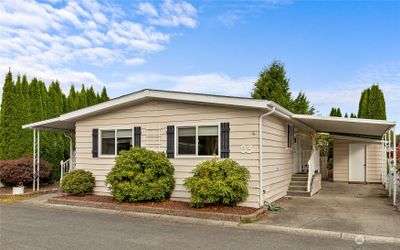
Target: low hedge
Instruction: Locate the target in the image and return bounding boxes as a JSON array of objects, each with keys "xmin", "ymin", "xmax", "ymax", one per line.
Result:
[
  {"xmin": 60, "ymin": 169, "xmax": 95, "ymax": 196},
  {"xmin": 184, "ymin": 158, "xmax": 250, "ymax": 208},
  {"xmin": 0, "ymin": 157, "xmax": 52, "ymax": 185},
  {"xmin": 105, "ymin": 148, "xmax": 175, "ymax": 202}
]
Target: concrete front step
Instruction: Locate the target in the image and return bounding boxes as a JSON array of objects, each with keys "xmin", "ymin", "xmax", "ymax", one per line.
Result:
[
  {"xmin": 291, "ymin": 176, "xmax": 308, "ymax": 181},
  {"xmin": 288, "ymin": 186, "xmax": 308, "ymax": 191},
  {"xmin": 287, "ymin": 190, "xmax": 311, "ymax": 197},
  {"xmin": 289, "ymin": 181, "xmax": 307, "ymax": 186}
]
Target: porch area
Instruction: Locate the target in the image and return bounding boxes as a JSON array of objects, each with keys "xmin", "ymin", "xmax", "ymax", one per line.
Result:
[{"xmin": 258, "ymin": 181, "xmax": 400, "ymax": 238}]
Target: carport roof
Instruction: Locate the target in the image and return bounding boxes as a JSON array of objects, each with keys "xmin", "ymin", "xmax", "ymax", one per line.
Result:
[{"xmin": 293, "ymin": 114, "xmax": 395, "ymax": 137}]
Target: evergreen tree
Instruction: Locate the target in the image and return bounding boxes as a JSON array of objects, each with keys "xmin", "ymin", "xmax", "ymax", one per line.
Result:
[
  {"xmin": 29, "ymin": 78, "xmax": 44, "ymax": 123},
  {"xmin": 100, "ymin": 86, "xmax": 110, "ymax": 102},
  {"xmin": 344, "ymin": 113, "xmax": 348, "ymax": 118},
  {"xmin": 350, "ymin": 113, "xmax": 357, "ymax": 118},
  {"xmin": 291, "ymin": 92, "xmax": 315, "ymax": 114},
  {"xmin": 0, "ymin": 71, "xmax": 17, "ymax": 159},
  {"xmin": 77, "ymin": 84, "xmax": 88, "ymax": 109},
  {"xmin": 66, "ymin": 85, "xmax": 78, "ymax": 112},
  {"xmin": 358, "ymin": 88, "xmax": 369, "ymax": 118},
  {"xmin": 357, "ymin": 84, "xmax": 386, "ymax": 120},
  {"xmin": 86, "ymin": 86, "xmax": 98, "ymax": 106},
  {"xmin": 252, "ymin": 61, "xmax": 292, "ymax": 110},
  {"xmin": 329, "ymin": 107, "xmax": 342, "ymax": 117}
]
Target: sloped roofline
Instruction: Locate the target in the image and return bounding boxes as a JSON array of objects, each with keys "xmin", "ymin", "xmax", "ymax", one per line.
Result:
[{"xmin": 23, "ymin": 89, "xmax": 293, "ymax": 129}]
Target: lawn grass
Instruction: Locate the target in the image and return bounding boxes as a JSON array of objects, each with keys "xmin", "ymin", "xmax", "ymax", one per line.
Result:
[{"xmin": 0, "ymin": 194, "xmax": 37, "ymax": 204}]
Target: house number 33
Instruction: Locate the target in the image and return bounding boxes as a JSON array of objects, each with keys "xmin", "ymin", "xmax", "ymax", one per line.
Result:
[{"xmin": 240, "ymin": 145, "xmax": 253, "ymax": 154}]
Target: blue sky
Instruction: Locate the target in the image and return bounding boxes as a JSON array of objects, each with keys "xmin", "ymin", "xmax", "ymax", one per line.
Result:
[{"xmin": 0, "ymin": 0, "xmax": 399, "ymax": 123}]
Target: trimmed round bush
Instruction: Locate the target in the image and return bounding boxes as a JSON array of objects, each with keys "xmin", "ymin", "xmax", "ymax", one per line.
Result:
[
  {"xmin": 60, "ymin": 169, "xmax": 95, "ymax": 196},
  {"xmin": 0, "ymin": 157, "xmax": 52, "ymax": 185},
  {"xmin": 105, "ymin": 148, "xmax": 175, "ymax": 202},
  {"xmin": 184, "ymin": 158, "xmax": 250, "ymax": 208}
]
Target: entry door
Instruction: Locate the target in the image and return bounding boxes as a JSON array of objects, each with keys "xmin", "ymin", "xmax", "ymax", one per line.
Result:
[
  {"xmin": 349, "ymin": 144, "xmax": 366, "ymax": 182},
  {"xmin": 293, "ymin": 137, "xmax": 302, "ymax": 173}
]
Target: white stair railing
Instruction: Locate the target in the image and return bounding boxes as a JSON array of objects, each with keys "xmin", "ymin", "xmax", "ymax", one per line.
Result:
[
  {"xmin": 60, "ymin": 157, "xmax": 75, "ymax": 182},
  {"xmin": 307, "ymin": 149, "xmax": 320, "ymax": 192}
]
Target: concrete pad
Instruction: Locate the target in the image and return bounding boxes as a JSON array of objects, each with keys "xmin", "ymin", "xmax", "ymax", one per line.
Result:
[{"xmin": 258, "ymin": 181, "xmax": 400, "ymax": 238}]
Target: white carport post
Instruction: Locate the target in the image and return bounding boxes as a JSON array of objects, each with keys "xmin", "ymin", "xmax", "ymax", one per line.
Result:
[{"xmin": 32, "ymin": 129, "xmax": 40, "ymax": 191}]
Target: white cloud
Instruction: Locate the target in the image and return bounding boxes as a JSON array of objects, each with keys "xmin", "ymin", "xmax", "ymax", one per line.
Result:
[
  {"xmin": 138, "ymin": 2, "xmax": 158, "ymax": 17},
  {"xmin": 124, "ymin": 58, "xmax": 147, "ymax": 66},
  {"xmin": 0, "ymin": 0, "xmax": 198, "ymax": 99},
  {"xmin": 139, "ymin": 0, "xmax": 197, "ymax": 28},
  {"xmin": 120, "ymin": 72, "xmax": 256, "ymax": 97}
]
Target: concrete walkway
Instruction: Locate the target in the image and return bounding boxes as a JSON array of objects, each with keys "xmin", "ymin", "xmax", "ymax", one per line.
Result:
[{"xmin": 258, "ymin": 181, "xmax": 400, "ymax": 238}]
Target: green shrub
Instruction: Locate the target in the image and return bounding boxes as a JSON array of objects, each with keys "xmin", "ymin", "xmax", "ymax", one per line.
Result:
[
  {"xmin": 60, "ymin": 169, "xmax": 95, "ymax": 196},
  {"xmin": 105, "ymin": 148, "xmax": 175, "ymax": 202},
  {"xmin": 184, "ymin": 158, "xmax": 250, "ymax": 208}
]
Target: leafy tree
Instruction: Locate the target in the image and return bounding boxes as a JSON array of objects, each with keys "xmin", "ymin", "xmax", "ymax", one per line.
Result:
[
  {"xmin": 358, "ymin": 84, "xmax": 386, "ymax": 120},
  {"xmin": 252, "ymin": 61, "xmax": 292, "ymax": 110},
  {"xmin": 292, "ymin": 92, "xmax": 315, "ymax": 115}
]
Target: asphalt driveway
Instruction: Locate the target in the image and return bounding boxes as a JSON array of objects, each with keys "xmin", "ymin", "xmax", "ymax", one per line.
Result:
[{"xmin": 258, "ymin": 181, "xmax": 400, "ymax": 238}]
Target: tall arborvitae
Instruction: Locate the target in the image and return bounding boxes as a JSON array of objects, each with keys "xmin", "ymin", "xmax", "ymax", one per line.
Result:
[
  {"xmin": 77, "ymin": 84, "xmax": 87, "ymax": 109},
  {"xmin": 329, "ymin": 107, "xmax": 342, "ymax": 117},
  {"xmin": 87, "ymin": 86, "xmax": 98, "ymax": 106},
  {"xmin": 0, "ymin": 71, "xmax": 17, "ymax": 159},
  {"xmin": 29, "ymin": 78, "xmax": 44, "ymax": 123},
  {"xmin": 66, "ymin": 85, "xmax": 77, "ymax": 112},
  {"xmin": 46, "ymin": 81, "xmax": 66, "ymax": 179},
  {"xmin": 0, "ymin": 71, "xmax": 110, "ymax": 180},
  {"xmin": 100, "ymin": 86, "xmax": 110, "ymax": 102},
  {"xmin": 358, "ymin": 84, "xmax": 386, "ymax": 120},
  {"xmin": 358, "ymin": 88, "xmax": 369, "ymax": 118}
]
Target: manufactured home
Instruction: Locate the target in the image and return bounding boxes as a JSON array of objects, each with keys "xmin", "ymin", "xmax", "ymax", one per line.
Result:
[{"xmin": 23, "ymin": 89, "xmax": 397, "ymax": 208}]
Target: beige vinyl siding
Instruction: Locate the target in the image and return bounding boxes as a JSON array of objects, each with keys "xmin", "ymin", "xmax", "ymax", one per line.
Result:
[
  {"xmin": 333, "ymin": 140, "xmax": 349, "ymax": 181},
  {"xmin": 75, "ymin": 100, "xmax": 262, "ymax": 208},
  {"xmin": 333, "ymin": 139, "xmax": 383, "ymax": 183},
  {"xmin": 262, "ymin": 116, "xmax": 294, "ymax": 202},
  {"xmin": 366, "ymin": 143, "xmax": 383, "ymax": 183}
]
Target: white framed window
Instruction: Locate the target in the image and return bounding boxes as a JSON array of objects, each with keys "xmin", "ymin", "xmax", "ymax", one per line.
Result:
[
  {"xmin": 176, "ymin": 125, "xmax": 219, "ymax": 157},
  {"xmin": 287, "ymin": 124, "xmax": 294, "ymax": 149},
  {"xmin": 100, "ymin": 129, "xmax": 132, "ymax": 156}
]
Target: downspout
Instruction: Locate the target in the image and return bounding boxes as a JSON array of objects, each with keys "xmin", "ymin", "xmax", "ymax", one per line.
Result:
[{"xmin": 259, "ymin": 102, "xmax": 276, "ymax": 207}]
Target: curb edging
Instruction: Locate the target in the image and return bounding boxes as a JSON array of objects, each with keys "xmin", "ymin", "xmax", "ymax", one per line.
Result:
[{"xmin": 47, "ymin": 197, "xmax": 266, "ymax": 223}]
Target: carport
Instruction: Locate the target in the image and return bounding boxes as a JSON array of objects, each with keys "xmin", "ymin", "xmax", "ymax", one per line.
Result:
[{"xmin": 292, "ymin": 115, "xmax": 397, "ymax": 205}]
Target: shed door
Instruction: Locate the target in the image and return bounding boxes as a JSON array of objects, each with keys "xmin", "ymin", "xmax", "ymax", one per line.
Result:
[{"xmin": 349, "ymin": 144, "xmax": 366, "ymax": 182}]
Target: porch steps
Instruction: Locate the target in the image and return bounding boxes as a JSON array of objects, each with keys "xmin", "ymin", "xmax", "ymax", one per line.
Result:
[{"xmin": 287, "ymin": 173, "xmax": 311, "ymax": 197}]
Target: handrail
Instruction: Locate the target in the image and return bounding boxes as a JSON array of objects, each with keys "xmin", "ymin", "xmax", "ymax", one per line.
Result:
[
  {"xmin": 307, "ymin": 151, "xmax": 314, "ymax": 192},
  {"xmin": 60, "ymin": 156, "xmax": 76, "ymax": 183}
]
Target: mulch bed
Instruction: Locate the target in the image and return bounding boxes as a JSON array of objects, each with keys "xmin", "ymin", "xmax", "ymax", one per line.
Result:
[
  {"xmin": 0, "ymin": 182, "xmax": 59, "ymax": 198},
  {"xmin": 49, "ymin": 194, "xmax": 266, "ymax": 222}
]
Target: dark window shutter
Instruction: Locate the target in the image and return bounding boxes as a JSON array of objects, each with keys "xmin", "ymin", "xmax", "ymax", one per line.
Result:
[
  {"xmin": 220, "ymin": 123, "xmax": 230, "ymax": 158},
  {"xmin": 134, "ymin": 127, "xmax": 141, "ymax": 147},
  {"xmin": 166, "ymin": 125, "xmax": 175, "ymax": 158},
  {"xmin": 92, "ymin": 128, "xmax": 98, "ymax": 158}
]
